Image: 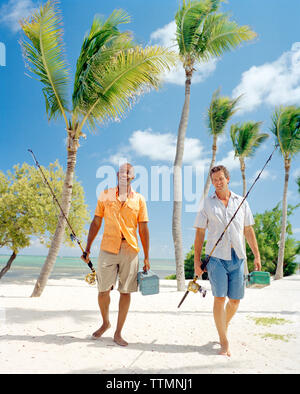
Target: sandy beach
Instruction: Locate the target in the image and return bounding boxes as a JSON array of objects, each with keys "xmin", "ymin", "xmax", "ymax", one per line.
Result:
[{"xmin": 0, "ymin": 274, "xmax": 299, "ymax": 374}]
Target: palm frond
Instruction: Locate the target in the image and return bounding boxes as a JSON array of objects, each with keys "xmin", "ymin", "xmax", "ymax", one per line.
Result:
[
  {"xmin": 72, "ymin": 9, "xmax": 132, "ymax": 113},
  {"xmin": 175, "ymin": 0, "xmax": 220, "ymax": 60},
  {"xmin": 196, "ymin": 13, "xmax": 257, "ymax": 61},
  {"xmin": 19, "ymin": 0, "xmax": 69, "ymax": 125},
  {"xmin": 207, "ymin": 88, "xmax": 241, "ymax": 135},
  {"xmin": 271, "ymin": 106, "xmax": 300, "ymax": 158},
  {"xmin": 76, "ymin": 45, "xmax": 177, "ymax": 133},
  {"xmin": 230, "ymin": 121, "xmax": 268, "ymax": 158}
]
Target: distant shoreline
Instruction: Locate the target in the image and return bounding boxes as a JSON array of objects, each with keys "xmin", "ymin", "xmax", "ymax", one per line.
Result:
[
  {"xmin": 0, "ymin": 254, "xmax": 175, "ymax": 261},
  {"xmin": 0, "ymin": 254, "xmax": 176, "ymax": 280}
]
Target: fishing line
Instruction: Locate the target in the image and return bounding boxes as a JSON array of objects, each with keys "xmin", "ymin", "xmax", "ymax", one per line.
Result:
[
  {"xmin": 28, "ymin": 149, "xmax": 97, "ymax": 285},
  {"xmin": 178, "ymin": 143, "xmax": 279, "ymax": 308}
]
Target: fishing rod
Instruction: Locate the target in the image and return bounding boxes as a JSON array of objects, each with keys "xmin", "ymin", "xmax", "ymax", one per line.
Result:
[
  {"xmin": 28, "ymin": 149, "xmax": 97, "ymax": 285},
  {"xmin": 178, "ymin": 143, "xmax": 279, "ymax": 308}
]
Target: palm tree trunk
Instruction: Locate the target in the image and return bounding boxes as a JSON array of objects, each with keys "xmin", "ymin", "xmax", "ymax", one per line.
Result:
[
  {"xmin": 239, "ymin": 157, "xmax": 246, "ymax": 197},
  {"xmin": 173, "ymin": 69, "xmax": 192, "ymax": 291},
  {"xmin": 275, "ymin": 159, "xmax": 290, "ymax": 280},
  {"xmin": 0, "ymin": 251, "xmax": 17, "ymax": 279},
  {"xmin": 203, "ymin": 134, "xmax": 217, "ymax": 198},
  {"xmin": 31, "ymin": 130, "xmax": 79, "ymax": 297}
]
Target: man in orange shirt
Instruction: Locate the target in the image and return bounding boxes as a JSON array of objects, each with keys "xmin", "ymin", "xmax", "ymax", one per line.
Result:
[{"xmin": 82, "ymin": 163, "xmax": 150, "ymax": 346}]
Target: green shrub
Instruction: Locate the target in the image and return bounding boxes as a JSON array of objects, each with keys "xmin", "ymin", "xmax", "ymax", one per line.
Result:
[
  {"xmin": 184, "ymin": 242, "xmax": 208, "ymax": 280},
  {"xmin": 246, "ymin": 203, "xmax": 299, "ymax": 276}
]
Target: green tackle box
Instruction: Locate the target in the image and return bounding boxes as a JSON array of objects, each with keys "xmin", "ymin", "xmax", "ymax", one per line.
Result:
[{"xmin": 245, "ymin": 271, "xmax": 270, "ymax": 288}]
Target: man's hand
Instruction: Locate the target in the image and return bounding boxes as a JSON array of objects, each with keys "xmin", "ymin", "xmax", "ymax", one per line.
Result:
[
  {"xmin": 194, "ymin": 260, "xmax": 203, "ymax": 278},
  {"xmin": 81, "ymin": 251, "xmax": 90, "ymax": 264},
  {"xmin": 254, "ymin": 255, "xmax": 261, "ymax": 271},
  {"xmin": 143, "ymin": 257, "xmax": 150, "ymax": 272}
]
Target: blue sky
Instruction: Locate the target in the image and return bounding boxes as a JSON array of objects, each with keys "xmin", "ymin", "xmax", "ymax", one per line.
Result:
[{"xmin": 0, "ymin": 0, "xmax": 299, "ymax": 259}]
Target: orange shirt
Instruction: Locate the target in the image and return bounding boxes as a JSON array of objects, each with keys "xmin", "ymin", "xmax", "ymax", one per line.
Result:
[{"xmin": 95, "ymin": 187, "xmax": 149, "ymax": 254}]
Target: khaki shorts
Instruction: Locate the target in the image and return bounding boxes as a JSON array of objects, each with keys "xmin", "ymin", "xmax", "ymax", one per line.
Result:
[{"xmin": 97, "ymin": 241, "xmax": 139, "ymax": 293}]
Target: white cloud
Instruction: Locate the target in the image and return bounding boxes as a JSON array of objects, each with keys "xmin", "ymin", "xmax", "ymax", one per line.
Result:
[
  {"xmin": 107, "ymin": 148, "xmax": 133, "ymax": 166},
  {"xmin": 0, "ymin": 0, "xmax": 37, "ymax": 33},
  {"xmin": 128, "ymin": 128, "xmax": 208, "ymax": 165},
  {"xmin": 107, "ymin": 129, "xmax": 243, "ymax": 176},
  {"xmin": 232, "ymin": 42, "xmax": 300, "ymax": 113},
  {"xmin": 129, "ymin": 129, "xmax": 177, "ymax": 161},
  {"xmin": 250, "ymin": 169, "xmax": 277, "ymax": 183},
  {"xmin": 150, "ymin": 21, "xmax": 218, "ymax": 86},
  {"xmin": 292, "ymin": 168, "xmax": 300, "ymax": 179},
  {"xmin": 104, "ymin": 128, "xmax": 212, "ymax": 182},
  {"xmin": 150, "ymin": 21, "xmax": 178, "ymax": 50},
  {"xmin": 215, "ymin": 150, "xmax": 240, "ymax": 171}
]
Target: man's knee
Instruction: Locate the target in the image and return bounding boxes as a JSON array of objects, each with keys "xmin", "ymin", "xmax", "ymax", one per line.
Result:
[
  {"xmin": 99, "ymin": 289, "xmax": 111, "ymax": 297},
  {"xmin": 228, "ymin": 298, "xmax": 240, "ymax": 307},
  {"xmin": 120, "ymin": 292, "xmax": 130, "ymax": 298},
  {"xmin": 214, "ymin": 297, "xmax": 226, "ymax": 305}
]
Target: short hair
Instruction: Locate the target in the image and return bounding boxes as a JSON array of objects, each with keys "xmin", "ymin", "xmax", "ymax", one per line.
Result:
[
  {"xmin": 210, "ymin": 165, "xmax": 230, "ymax": 179},
  {"xmin": 118, "ymin": 163, "xmax": 134, "ymax": 178}
]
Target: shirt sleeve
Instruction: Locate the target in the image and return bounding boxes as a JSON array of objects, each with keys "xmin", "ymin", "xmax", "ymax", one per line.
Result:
[
  {"xmin": 194, "ymin": 206, "xmax": 208, "ymax": 229},
  {"xmin": 138, "ymin": 195, "xmax": 149, "ymax": 222},
  {"xmin": 244, "ymin": 200, "xmax": 255, "ymax": 226},
  {"xmin": 94, "ymin": 192, "xmax": 105, "ymax": 218}
]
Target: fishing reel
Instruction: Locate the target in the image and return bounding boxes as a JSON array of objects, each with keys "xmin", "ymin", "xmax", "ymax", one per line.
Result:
[
  {"xmin": 81, "ymin": 248, "xmax": 97, "ymax": 286},
  {"xmin": 187, "ymin": 277, "xmax": 207, "ymax": 297},
  {"xmin": 85, "ymin": 269, "xmax": 97, "ymax": 286}
]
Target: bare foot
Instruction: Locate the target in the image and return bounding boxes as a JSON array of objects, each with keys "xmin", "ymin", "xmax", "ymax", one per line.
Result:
[
  {"xmin": 113, "ymin": 333, "xmax": 128, "ymax": 347},
  {"xmin": 92, "ymin": 322, "xmax": 111, "ymax": 339},
  {"xmin": 219, "ymin": 339, "xmax": 231, "ymax": 357}
]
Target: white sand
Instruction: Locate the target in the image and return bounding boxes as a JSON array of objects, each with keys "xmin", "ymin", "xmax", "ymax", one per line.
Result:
[{"xmin": 0, "ymin": 275, "xmax": 300, "ymax": 374}]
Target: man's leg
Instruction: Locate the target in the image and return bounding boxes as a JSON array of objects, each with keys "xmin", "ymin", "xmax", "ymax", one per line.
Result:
[
  {"xmin": 114, "ymin": 242, "xmax": 138, "ymax": 346},
  {"xmin": 213, "ymin": 297, "xmax": 230, "ymax": 356},
  {"xmin": 114, "ymin": 292, "xmax": 131, "ymax": 346},
  {"xmin": 225, "ymin": 298, "xmax": 240, "ymax": 332},
  {"xmin": 92, "ymin": 290, "xmax": 111, "ymax": 338},
  {"xmin": 225, "ymin": 250, "xmax": 243, "ymax": 334}
]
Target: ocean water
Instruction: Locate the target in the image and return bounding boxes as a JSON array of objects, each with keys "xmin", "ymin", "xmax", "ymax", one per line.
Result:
[{"xmin": 0, "ymin": 254, "xmax": 176, "ymax": 282}]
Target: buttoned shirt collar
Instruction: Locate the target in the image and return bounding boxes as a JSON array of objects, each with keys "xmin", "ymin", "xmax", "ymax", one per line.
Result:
[
  {"xmin": 116, "ymin": 186, "xmax": 135, "ymax": 200},
  {"xmin": 211, "ymin": 190, "xmax": 239, "ymax": 200},
  {"xmin": 194, "ymin": 190, "xmax": 255, "ymax": 260}
]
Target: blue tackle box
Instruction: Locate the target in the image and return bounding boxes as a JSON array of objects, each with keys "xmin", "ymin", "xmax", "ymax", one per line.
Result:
[{"xmin": 137, "ymin": 270, "xmax": 159, "ymax": 295}]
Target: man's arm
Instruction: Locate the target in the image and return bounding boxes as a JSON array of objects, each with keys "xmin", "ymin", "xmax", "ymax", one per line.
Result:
[
  {"xmin": 194, "ymin": 227, "xmax": 206, "ymax": 277},
  {"xmin": 138, "ymin": 221, "xmax": 150, "ymax": 271},
  {"xmin": 244, "ymin": 225, "xmax": 261, "ymax": 271},
  {"xmin": 81, "ymin": 215, "xmax": 102, "ymax": 263}
]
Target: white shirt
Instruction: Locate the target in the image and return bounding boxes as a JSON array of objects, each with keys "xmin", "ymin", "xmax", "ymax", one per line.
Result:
[{"xmin": 194, "ymin": 191, "xmax": 255, "ymax": 260}]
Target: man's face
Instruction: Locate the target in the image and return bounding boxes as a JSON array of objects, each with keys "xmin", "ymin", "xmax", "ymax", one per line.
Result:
[
  {"xmin": 117, "ymin": 164, "xmax": 134, "ymax": 191},
  {"xmin": 211, "ymin": 170, "xmax": 230, "ymax": 193}
]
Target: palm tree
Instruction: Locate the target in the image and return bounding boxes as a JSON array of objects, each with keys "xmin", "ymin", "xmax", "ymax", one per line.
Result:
[
  {"xmin": 230, "ymin": 121, "xmax": 269, "ymax": 196},
  {"xmin": 230, "ymin": 121, "xmax": 268, "ymax": 276},
  {"xmin": 203, "ymin": 89, "xmax": 241, "ymax": 198},
  {"xmin": 172, "ymin": 0, "xmax": 257, "ymax": 290},
  {"xmin": 20, "ymin": 0, "xmax": 176, "ymax": 297},
  {"xmin": 270, "ymin": 106, "xmax": 300, "ymax": 280}
]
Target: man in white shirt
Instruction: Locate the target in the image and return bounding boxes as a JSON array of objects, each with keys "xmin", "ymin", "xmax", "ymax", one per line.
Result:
[{"xmin": 194, "ymin": 165, "xmax": 261, "ymax": 357}]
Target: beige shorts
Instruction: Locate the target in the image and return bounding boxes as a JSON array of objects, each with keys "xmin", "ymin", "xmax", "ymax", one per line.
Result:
[{"xmin": 97, "ymin": 240, "xmax": 139, "ymax": 293}]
